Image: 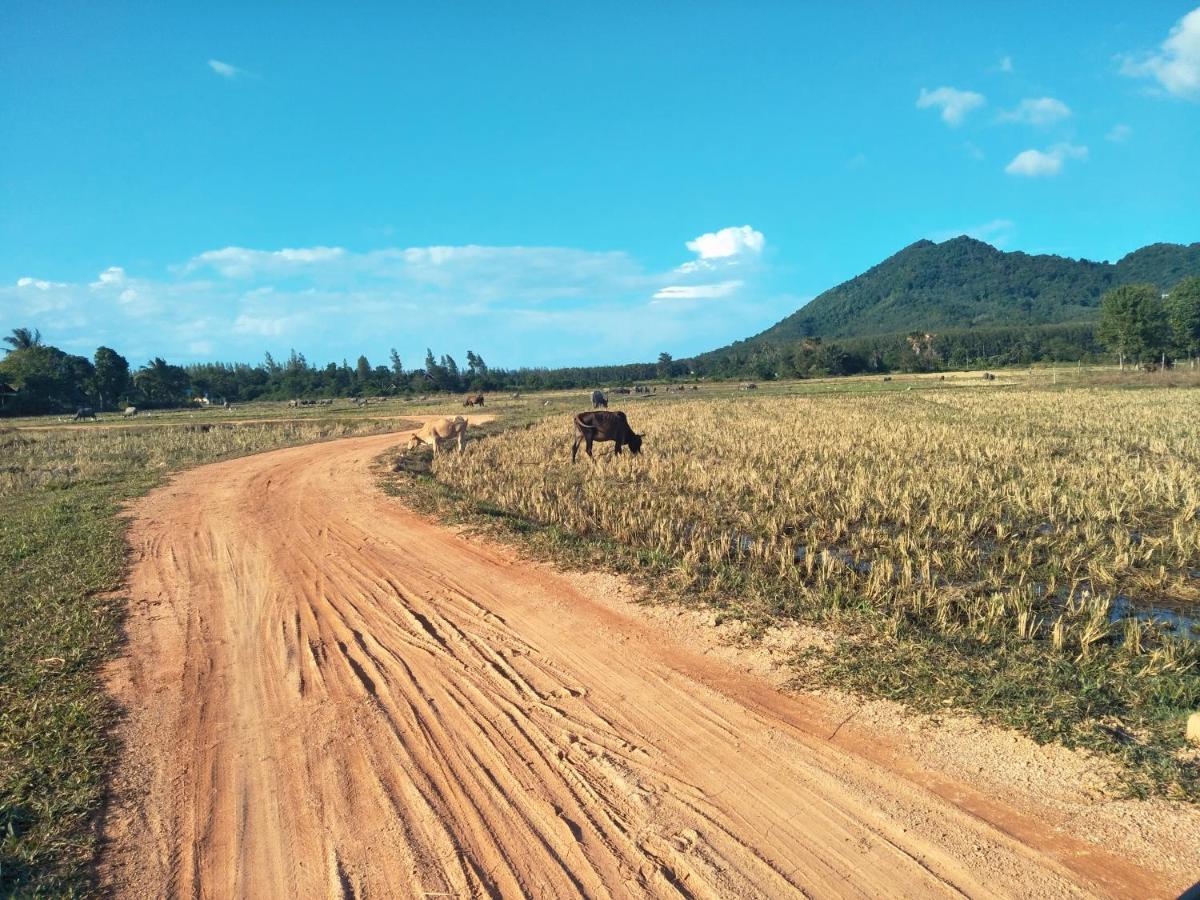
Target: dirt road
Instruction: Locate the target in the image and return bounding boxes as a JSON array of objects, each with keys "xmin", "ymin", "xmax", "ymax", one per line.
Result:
[{"xmin": 100, "ymin": 427, "xmax": 1178, "ymax": 898}]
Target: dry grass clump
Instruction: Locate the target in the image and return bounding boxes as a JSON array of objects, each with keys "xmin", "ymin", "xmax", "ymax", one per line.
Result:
[
  {"xmin": 0, "ymin": 418, "xmax": 389, "ymax": 493},
  {"xmin": 435, "ymin": 390, "xmax": 1199, "ymax": 659},
  {"xmin": 422, "ymin": 387, "xmax": 1200, "ymax": 796}
]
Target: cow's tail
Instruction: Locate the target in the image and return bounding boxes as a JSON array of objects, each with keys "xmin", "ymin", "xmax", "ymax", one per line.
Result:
[{"xmin": 573, "ymin": 413, "xmax": 598, "ymax": 432}]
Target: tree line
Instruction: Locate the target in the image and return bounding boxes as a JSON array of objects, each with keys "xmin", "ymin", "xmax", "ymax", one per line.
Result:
[
  {"xmin": 0, "ymin": 332, "xmax": 668, "ymax": 415},
  {"xmin": 693, "ymin": 279, "xmax": 1200, "ymax": 380},
  {"xmin": 3, "ymin": 279, "xmax": 1198, "ymax": 415}
]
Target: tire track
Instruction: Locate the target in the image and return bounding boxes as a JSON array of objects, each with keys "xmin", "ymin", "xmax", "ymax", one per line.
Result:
[{"xmin": 98, "ymin": 426, "xmax": 1176, "ymax": 898}]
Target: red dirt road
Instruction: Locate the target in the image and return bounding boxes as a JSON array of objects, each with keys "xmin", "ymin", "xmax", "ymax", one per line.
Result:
[{"xmin": 99, "ymin": 428, "xmax": 1178, "ymax": 898}]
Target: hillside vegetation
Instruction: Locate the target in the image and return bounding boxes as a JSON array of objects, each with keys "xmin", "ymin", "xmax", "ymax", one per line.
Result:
[{"xmin": 747, "ymin": 237, "xmax": 1200, "ymax": 342}]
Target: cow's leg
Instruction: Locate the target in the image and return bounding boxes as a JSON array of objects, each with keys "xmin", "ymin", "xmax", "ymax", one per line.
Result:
[
  {"xmin": 585, "ymin": 434, "xmax": 596, "ymax": 463},
  {"xmin": 572, "ymin": 432, "xmax": 582, "ymax": 463}
]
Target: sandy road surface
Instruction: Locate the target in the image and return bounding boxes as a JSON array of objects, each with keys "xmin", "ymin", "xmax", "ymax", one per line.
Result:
[{"xmin": 100, "ymin": 426, "xmax": 1178, "ymax": 898}]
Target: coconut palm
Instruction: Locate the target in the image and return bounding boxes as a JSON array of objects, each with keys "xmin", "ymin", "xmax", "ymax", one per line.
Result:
[{"xmin": 3, "ymin": 327, "xmax": 42, "ymax": 352}]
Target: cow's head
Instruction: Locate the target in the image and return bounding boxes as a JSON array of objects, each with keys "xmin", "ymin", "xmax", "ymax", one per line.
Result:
[
  {"xmin": 628, "ymin": 432, "xmax": 643, "ymax": 455},
  {"xmin": 405, "ymin": 434, "xmax": 421, "ymax": 451}
]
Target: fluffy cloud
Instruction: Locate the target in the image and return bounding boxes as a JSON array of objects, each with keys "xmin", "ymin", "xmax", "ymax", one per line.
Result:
[
  {"xmin": 0, "ymin": 229, "xmax": 784, "ymax": 367},
  {"xmin": 16, "ymin": 277, "xmax": 67, "ymax": 290},
  {"xmin": 1004, "ymin": 143, "xmax": 1088, "ymax": 177},
  {"xmin": 999, "ymin": 97, "xmax": 1072, "ymax": 125},
  {"xmin": 1120, "ymin": 6, "xmax": 1200, "ymax": 100},
  {"xmin": 685, "ymin": 225, "xmax": 765, "ymax": 260},
  {"xmin": 91, "ymin": 266, "xmax": 126, "ymax": 287},
  {"xmin": 674, "ymin": 225, "xmax": 765, "ymax": 278},
  {"xmin": 916, "ymin": 86, "xmax": 986, "ymax": 126}
]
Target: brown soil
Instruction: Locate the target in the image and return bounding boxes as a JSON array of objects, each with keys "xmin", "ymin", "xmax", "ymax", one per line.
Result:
[{"xmin": 99, "ymin": 426, "xmax": 1190, "ymax": 898}]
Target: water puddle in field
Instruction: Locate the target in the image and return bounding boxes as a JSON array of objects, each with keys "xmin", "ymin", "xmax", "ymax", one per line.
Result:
[
  {"xmin": 1110, "ymin": 596, "xmax": 1200, "ymax": 640},
  {"xmin": 713, "ymin": 527, "xmax": 1199, "ymax": 640}
]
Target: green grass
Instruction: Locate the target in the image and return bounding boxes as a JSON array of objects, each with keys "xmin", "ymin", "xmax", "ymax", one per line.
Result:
[{"xmin": 0, "ymin": 415, "xmax": 413, "ymax": 896}]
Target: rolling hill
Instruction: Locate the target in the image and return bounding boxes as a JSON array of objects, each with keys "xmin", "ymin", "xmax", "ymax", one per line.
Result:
[{"xmin": 743, "ymin": 236, "xmax": 1200, "ymax": 344}]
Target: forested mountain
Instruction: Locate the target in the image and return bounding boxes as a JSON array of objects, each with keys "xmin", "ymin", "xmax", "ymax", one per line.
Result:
[{"xmin": 745, "ymin": 237, "xmax": 1200, "ymax": 343}]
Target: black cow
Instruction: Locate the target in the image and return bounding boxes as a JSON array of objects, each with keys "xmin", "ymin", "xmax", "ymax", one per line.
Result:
[
  {"xmin": 572, "ymin": 410, "xmax": 643, "ymax": 463},
  {"xmin": 591, "ymin": 390, "xmax": 608, "ymax": 409},
  {"xmin": 72, "ymin": 407, "xmax": 96, "ymax": 421}
]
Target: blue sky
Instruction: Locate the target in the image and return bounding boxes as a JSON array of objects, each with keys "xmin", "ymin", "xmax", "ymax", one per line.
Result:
[{"xmin": 2, "ymin": 2, "xmax": 1197, "ymax": 368}]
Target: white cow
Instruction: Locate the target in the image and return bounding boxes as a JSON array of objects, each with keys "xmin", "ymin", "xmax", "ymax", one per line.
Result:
[{"xmin": 406, "ymin": 416, "xmax": 468, "ymax": 454}]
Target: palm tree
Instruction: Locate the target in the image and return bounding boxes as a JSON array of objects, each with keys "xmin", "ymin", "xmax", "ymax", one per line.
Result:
[{"xmin": 3, "ymin": 327, "xmax": 42, "ymax": 353}]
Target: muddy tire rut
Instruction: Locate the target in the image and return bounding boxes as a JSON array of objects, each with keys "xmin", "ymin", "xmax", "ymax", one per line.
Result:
[{"xmin": 99, "ymin": 428, "xmax": 1175, "ymax": 898}]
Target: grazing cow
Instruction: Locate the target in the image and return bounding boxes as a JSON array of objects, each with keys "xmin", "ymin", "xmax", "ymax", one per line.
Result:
[
  {"xmin": 288, "ymin": 399, "xmax": 298, "ymax": 408},
  {"xmin": 572, "ymin": 410, "xmax": 643, "ymax": 463},
  {"xmin": 983, "ymin": 372, "xmax": 996, "ymax": 381},
  {"xmin": 463, "ymin": 394, "xmax": 486, "ymax": 407},
  {"xmin": 740, "ymin": 382, "xmax": 758, "ymax": 391},
  {"xmin": 591, "ymin": 390, "xmax": 608, "ymax": 409},
  {"xmin": 406, "ymin": 416, "xmax": 468, "ymax": 454},
  {"xmin": 72, "ymin": 407, "xmax": 96, "ymax": 421},
  {"xmin": 510, "ymin": 392, "xmax": 521, "ymax": 399},
  {"xmin": 123, "ymin": 406, "xmax": 138, "ymax": 417}
]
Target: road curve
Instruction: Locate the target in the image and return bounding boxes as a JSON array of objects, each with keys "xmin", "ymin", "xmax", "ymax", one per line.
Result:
[{"xmin": 99, "ymin": 427, "xmax": 1174, "ymax": 898}]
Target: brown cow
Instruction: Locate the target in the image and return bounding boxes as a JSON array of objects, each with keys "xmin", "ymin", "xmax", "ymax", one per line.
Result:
[
  {"xmin": 463, "ymin": 394, "xmax": 486, "ymax": 407},
  {"xmin": 407, "ymin": 416, "xmax": 468, "ymax": 454},
  {"xmin": 572, "ymin": 411, "xmax": 643, "ymax": 463}
]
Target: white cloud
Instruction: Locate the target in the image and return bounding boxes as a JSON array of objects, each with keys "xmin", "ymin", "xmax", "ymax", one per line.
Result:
[
  {"xmin": 998, "ymin": 56, "xmax": 1014, "ymax": 73},
  {"xmin": 685, "ymin": 225, "xmax": 765, "ymax": 260},
  {"xmin": 916, "ymin": 86, "xmax": 986, "ymax": 126},
  {"xmin": 999, "ymin": 96, "xmax": 1072, "ymax": 125},
  {"xmin": 91, "ymin": 266, "xmax": 126, "ymax": 287},
  {"xmin": 651, "ymin": 281, "xmax": 744, "ymax": 303},
  {"xmin": 0, "ymin": 232, "xmax": 778, "ymax": 367},
  {"xmin": 1120, "ymin": 7, "xmax": 1200, "ymax": 100},
  {"xmin": 16, "ymin": 277, "xmax": 67, "ymax": 290},
  {"xmin": 1004, "ymin": 143, "xmax": 1088, "ymax": 177},
  {"xmin": 208, "ymin": 59, "xmax": 245, "ymax": 79},
  {"xmin": 186, "ymin": 246, "xmax": 347, "ymax": 277},
  {"xmin": 1106, "ymin": 123, "xmax": 1133, "ymax": 142}
]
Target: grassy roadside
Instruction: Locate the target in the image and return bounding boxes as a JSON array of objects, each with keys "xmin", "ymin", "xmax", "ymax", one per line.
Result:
[
  {"xmin": 379, "ymin": 399, "xmax": 1200, "ymax": 802},
  {"xmin": 0, "ymin": 417, "xmax": 412, "ymax": 896}
]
